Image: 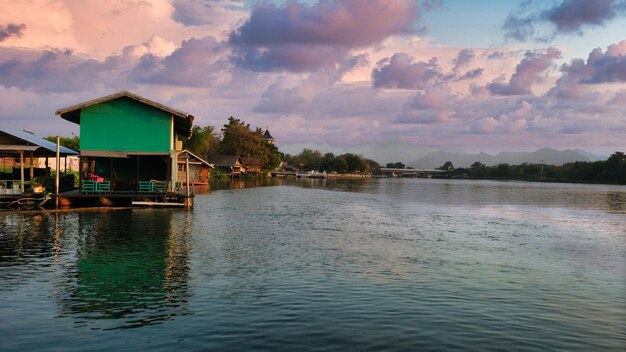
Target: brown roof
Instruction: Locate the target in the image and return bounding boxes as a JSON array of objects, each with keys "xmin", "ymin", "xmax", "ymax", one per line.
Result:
[
  {"xmin": 211, "ymin": 155, "xmax": 243, "ymax": 167},
  {"xmin": 241, "ymin": 156, "xmax": 262, "ymax": 166}
]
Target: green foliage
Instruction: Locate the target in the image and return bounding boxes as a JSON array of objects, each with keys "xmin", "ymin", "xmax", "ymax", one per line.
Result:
[
  {"xmin": 386, "ymin": 162, "xmax": 405, "ymax": 168},
  {"xmin": 366, "ymin": 159, "xmax": 381, "ymax": 174},
  {"xmin": 188, "ymin": 117, "xmax": 281, "ymax": 172},
  {"xmin": 288, "ymin": 149, "xmax": 373, "ymax": 173},
  {"xmin": 264, "ymin": 142, "xmax": 282, "ymax": 172},
  {"xmin": 45, "ymin": 135, "xmax": 80, "ymax": 151},
  {"xmin": 438, "ymin": 161, "xmax": 454, "ymax": 171},
  {"xmin": 605, "ymin": 152, "xmax": 626, "ymax": 183},
  {"xmin": 460, "ymin": 152, "xmax": 626, "ymax": 184},
  {"xmin": 184, "ymin": 125, "xmax": 219, "ymax": 161}
]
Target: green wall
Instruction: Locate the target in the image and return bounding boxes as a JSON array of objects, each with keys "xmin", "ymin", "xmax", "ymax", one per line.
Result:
[{"xmin": 80, "ymin": 98, "xmax": 171, "ymax": 153}]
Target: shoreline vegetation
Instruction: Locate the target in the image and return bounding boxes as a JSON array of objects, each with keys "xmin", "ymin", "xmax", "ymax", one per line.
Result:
[
  {"xmin": 425, "ymin": 152, "xmax": 626, "ymax": 185},
  {"xmin": 48, "ymin": 115, "xmax": 624, "ymax": 186}
]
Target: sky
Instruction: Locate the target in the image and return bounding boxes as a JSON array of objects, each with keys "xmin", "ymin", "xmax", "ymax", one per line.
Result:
[{"xmin": 0, "ymin": 0, "xmax": 625, "ymax": 156}]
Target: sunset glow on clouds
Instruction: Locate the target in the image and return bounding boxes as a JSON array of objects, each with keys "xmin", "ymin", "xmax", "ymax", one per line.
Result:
[{"xmin": 0, "ymin": 0, "xmax": 625, "ymax": 155}]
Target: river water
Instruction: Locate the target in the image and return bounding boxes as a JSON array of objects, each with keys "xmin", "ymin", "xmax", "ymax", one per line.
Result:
[{"xmin": 1, "ymin": 178, "xmax": 624, "ymax": 351}]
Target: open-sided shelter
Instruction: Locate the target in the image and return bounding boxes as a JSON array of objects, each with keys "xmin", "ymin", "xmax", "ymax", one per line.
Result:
[
  {"xmin": 56, "ymin": 91, "xmax": 194, "ymax": 193},
  {"xmin": 0, "ymin": 126, "xmax": 78, "ymax": 193}
]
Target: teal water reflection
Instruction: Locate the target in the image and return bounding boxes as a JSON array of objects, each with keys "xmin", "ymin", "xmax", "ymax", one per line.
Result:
[
  {"xmin": 60, "ymin": 210, "xmax": 192, "ymax": 329},
  {"xmin": 0, "ymin": 179, "xmax": 625, "ymax": 351}
]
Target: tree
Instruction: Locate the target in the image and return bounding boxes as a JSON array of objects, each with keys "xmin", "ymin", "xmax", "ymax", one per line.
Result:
[
  {"xmin": 342, "ymin": 153, "xmax": 370, "ymax": 173},
  {"xmin": 264, "ymin": 142, "xmax": 282, "ymax": 172},
  {"xmin": 45, "ymin": 136, "xmax": 80, "ymax": 151},
  {"xmin": 366, "ymin": 158, "xmax": 380, "ymax": 174},
  {"xmin": 438, "ymin": 161, "xmax": 454, "ymax": 171},
  {"xmin": 386, "ymin": 162, "xmax": 405, "ymax": 169},
  {"xmin": 605, "ymin": 151, "xmax": 626, "ymax": 184},
  {"xmin": 218, "ymin": 117, "xmax": 264, "ymax": 157},
  {"xmin": 469, "ymin": 161, "xmax": 487, "ymax": 178},
  {"xmin": 183, "ymin": 125, "xmax": 219, "ymax": 161},
  {"xmin": 297, "ymin": 148, "xmax": 323, "ymax": 170},
  {"xmin": 217, "ymin": 117, "xmax": 281, "ymax": 172}
]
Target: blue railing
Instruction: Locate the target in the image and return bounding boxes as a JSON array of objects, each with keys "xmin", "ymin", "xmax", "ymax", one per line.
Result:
[{"xmin": 81, "ymin": 180, "xmax": 111, "ymax": 193}]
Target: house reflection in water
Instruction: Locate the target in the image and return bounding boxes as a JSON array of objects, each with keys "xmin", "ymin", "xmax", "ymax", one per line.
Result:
[{"xmin": 58, "ymin": 210, "xmax": 191, "ymax": 329}]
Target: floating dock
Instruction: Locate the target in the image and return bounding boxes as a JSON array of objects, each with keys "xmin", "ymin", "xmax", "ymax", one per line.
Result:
[{"xmin": 58, "ymin": 189, "xmax": 193, "ymax": 208}]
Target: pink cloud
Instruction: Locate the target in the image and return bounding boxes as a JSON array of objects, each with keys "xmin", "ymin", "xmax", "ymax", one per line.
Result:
[
  {"xmin": 550, "ymin": 40, "xmax": 626, "ymax": 99},
  {"xmin": 488, "ymin": 48, "xmax": 561, "ymax": 96},
  {"xmin": 132, "ymin": 36, "xmax": 228, "ymax": 87},
  {"xmin": 372, "ymin": 53, "xmax": 443, "ymax": 89}
]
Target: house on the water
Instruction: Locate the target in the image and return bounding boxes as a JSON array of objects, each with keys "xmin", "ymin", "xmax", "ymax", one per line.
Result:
[
  {"xmin": 242, "ymin": 156, "xmax": 263, "ymax": 176},
  {"xmin": 55, "ymin": 91, "xmax": 194, "ymax": 200},
  {"xmin": 177, "ymin": 150, "xmax": 213, "ymax": 185},
  {"xmin": 0, "ymin": 126, "xmax": 78, "ymax": 194},
  {"xmin": 211, "ymin": 155, "xmax": 246, "ymax": 178}
]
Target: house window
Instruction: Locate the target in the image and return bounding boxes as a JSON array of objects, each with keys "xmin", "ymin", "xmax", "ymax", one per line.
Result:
[{"xmin": 178, "ymin": 164, "xmax": 186, "ymax": 171}]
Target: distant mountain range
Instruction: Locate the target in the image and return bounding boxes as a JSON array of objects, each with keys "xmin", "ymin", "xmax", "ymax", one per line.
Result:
[
  {"xmin": 410, "ymin": 148, "xmax": 604, "ymax": 169},
  {"xmin": 280, "ymin": 140, "xmax": 605, "ymax": 168}
]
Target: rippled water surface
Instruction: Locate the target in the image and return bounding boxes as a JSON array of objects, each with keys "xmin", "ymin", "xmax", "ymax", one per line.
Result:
[{"xmin": 1, "ymin": 179, "xmax": 625, "ymax": 351}]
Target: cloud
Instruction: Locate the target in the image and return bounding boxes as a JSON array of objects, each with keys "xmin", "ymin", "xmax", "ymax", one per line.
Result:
[
  {"xmin": 172, "ymin": 0, "xmax": 246, "ymax": 28},
  {"xmin": 545, "ymin": 0, "xmax": 623, "ymax": 33},
  {"xmin": 131, "ymin": 36, "xmax": 229, "ymax": 87},
  {"xmin": 0, "ymin": 23, "xmax": 26, "ymax": 42},
  {"xmin": 253, "ymin": 75, "xmax": 315, "ymax": 114},
  {"xmin": 488, "ymin": 48, "xmax": 561, "ymax": 96},
  {"xmin": 452, "ymin": 49, "xmax": 475, "ymax": 70},
  {"xmin": 584, "ymin": 40, "xmax": 626, "ymax": 83},
  {"xmin": 0, "ymin": 48, "xmax": 124, "ymax": 93},
  {"xmin": 395, "ymin": 84, "xmax": 460, "ymax": 124},
  {"xmin": 448, "ymin": 49, "xmax": 483, "ymax": 80},
  {"xmin": 409, "ymin": 85, "xmax": 460, "ymax": 110},
  {"xmin": 457, "ymin": 68, "xmax": 484, "ymax": 81},
  {"xmin": 504, "ymin": 0, "xmax": 626, "ymax": 41},
  {"xmin": 550, "ymin": 40, "xmax": 626, "ymax": 98},
  {"xmin": 0, "ymin": 35, "xmax": 230, "ymax": 93},
  {"xmin": 372, "ymin": 53, "xmax": 443, "ymax": 89},
  {"xmin": 172, "ymin": 0, "xmax": 217, "ymax": 26},
  {"xmin": 228, "ymin": 0, "xmax": 432, "ymax": 72},
  {"xmin": 487, "ymin": 51, "xmax": 508, "ymax": 60},
  {"xmin": 122, "ymin": 35, "xmax": 178, "ymax": 58}
]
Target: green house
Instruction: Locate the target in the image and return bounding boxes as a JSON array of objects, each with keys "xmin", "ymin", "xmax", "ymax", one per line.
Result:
[{"xmin": 56, "ymin": 91, "xmax": 194, "ymax": 193}]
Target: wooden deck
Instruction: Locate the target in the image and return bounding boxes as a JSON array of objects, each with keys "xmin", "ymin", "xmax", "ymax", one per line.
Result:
[{"xmin": 59, "ymin": 189, "xmax": 193, "ymax": 208}]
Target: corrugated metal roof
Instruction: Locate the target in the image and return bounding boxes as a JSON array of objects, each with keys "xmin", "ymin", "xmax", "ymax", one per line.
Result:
[{"xmin": 0, "ymin": 126, "xmax": 79, "ymax": 156}]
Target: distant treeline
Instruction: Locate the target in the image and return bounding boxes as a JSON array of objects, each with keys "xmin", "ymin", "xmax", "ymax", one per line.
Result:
[
  {"xmin": 185, "ymin": 117, "xmax": 281, "ymax": 173},
  {"xmin": 442, "ymin": 151, "xmax": 626, "ymax": 184},
  {"xmin": 283, "ymin": 149, "xmax": 380, "ymax": 174}
]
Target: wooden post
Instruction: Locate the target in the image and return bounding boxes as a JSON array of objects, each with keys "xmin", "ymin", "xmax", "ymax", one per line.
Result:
[
  {"xmin": 55, "ymin": 137, "xmax": 60, "ymax": 209},
  {"xmin": 29, "ymin": 151, "xmax": 34, "ymax": 185},
  {"xmin": 19, "ymin": 150, "xmax": 24, "ymax": 192},
  {"xmin": 185, "ymin": 154, "xmax": 190, "ymax": 209}
]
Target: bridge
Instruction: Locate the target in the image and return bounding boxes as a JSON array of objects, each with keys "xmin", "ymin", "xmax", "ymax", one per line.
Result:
[{"xmin": 379, "ymin": 168, "xmax": 448, "ymax": 178}]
